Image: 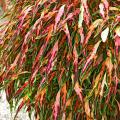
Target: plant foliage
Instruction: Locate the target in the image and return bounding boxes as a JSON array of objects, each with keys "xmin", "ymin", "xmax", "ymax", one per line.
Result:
[{"xmin": 0, "ymin": 0, "xmax": 120, "ymax": 120}]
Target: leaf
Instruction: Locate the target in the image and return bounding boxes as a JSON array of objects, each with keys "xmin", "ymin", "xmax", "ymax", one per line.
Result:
[
  {"xmin": 61, "ymin": 83, "xmax": 67, "ymax": 105},
  {"xmin": 3, "ymin": 53, "xmax": 21, "ymax": 81},
  {"xmin": 38, "ymin": 77, "xmax": 46, "ymax": 89},
  {"xmin": 9, "ymin": 53, "xmax": 20, "ymax": 71},
  {"xmin": 84, "ymin": 100, "xmax": 91, "ymax": 118},
  {"xmin": 64, "ymin": 23, "xmax": 72, "ymax": 49},
  {"xmin": 36, "ymin": 88, "xmax": 46, "ymax": 106},
  {"xmin": 99, "ymin": 3, "xmax": 105, "ymax": 18},
  {"xmin": 78, "ymin": 4, "xmax": 84, "ymax": 28},
  {"xmin": 105, "ymin": 50, "xmax": 113, "ymax": 75},
  {"xmin": 101, "ymin": 27, "xmax": 109, "ymax": 42},
  {"xmin": 102, "ymin": 0, "xmax": 109, "ymax": 11},
  {"xmin": 53, "ymin": 90, "xmax": 60, "ymax": 120},
  {"xmin": 73, "ymin": 45, "xmax": 78, "ymax": 81},
  {"xmin": 58, "ymin": 68, "xmax": 64, "ymax": 82},
  {"xmin": 86, "ymin": 70, "xmax": 104, "ymax": 99},
  {"xmin": 115, "ymin": 36, "xmax": 120, "ymax": 55},
  {"xmin": 114, "ymin": 74, "xmax": 118, "ymax": 95},
  {"xmin": 84, "ymin": 19, "xmax": 103, "ymax": 44},
  {"xmin": 60, "ymin": 9, "xmax": 80, "ymax": 26},
  {"xmin": 62, "ymin": 112, "xmax": 66, "ymax": 120},
  {"xmin": 0, "ymin": 39, "xmax": 4, "ymax": 45},
  {"xmin": 46, "ymin": 41, "xmax": 58, "ymax": 74},
  {"xmin": 100, "ymin": 73, "xmax": 107, "ymax": 97},
  {"xmin": 54, "ymin": 5, "xmax": 65, "ymax": 31},
  {"xmin": 14, "ymin": 81, "xmax": 29, "ymax": 97},
  {"xmin": 74, "ymin": 81, "xmax": 83, "ymax": 102},
  {"xmin": 40, "ymin": 88, "xmax": 46, "ymax": 106},
  {"xmin": 65, "ymin": 99, "xmax": 71, "ymax": 107},
  {"xmin": 29, "ymin": 63, "xmax": 40, "ymax": 86},
  {"xmin": 116, "ymin": 100, "xmax": 120, "ymax": 112},
  {"xmin": 82, "ymin": 41, "xmax": 101, "ymax": 72},
  {"xmin": 115, "ymin": 26, "xmax": 120, "ymax": 37},
  {"xmin": 109, "ymin": 7, "xmax": 120, "ymax": 11},
  {"xmin": 17, "ymin": 6, "xmax": 32, "ymax": 32},
  {"xmin": 67, "ymin": 112, "xmax": 72, "ymax": 120},
  {"xmin": 81, "ymin": 0, "xmax": 91, "ymax": 26}
]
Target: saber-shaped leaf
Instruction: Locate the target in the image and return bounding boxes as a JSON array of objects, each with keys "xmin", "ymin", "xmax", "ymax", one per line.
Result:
[
  {"xmin": 46, "ymin": 41, "xmax": 58, "ymax": 73},
  {"xmin": 14, "ymin": 81, "xmax": 29, "ymax": 97},
  {"xmin": 78, "ymin": 4, "xmax": 84, "ymax": 28},
  {"xmin": 84, "ymin": 19, "xmax": 103, "ymax": 44},
  {"xmin": 114, "ymin": 74, "xmax": 118, "ymax": 95},
  {"xmin": 2, "ymin": 53, "xmax": 21, "ymax": 82},
  {"xmin": 115, "ymin": 36, "xmax": 120, "ymax": 56},
  {"xmin": 53, "ymin": 90, "xmax": 60, "ymax": 120},
  {"xmin": 86, "ymin": 70, "xmax": 104, "ymax": 99},
  {"xmin": 64, "ymin": 23, "xmax": 72, "ymax": 49},
  {"xmin": 8, "ymin": 53, "xmax": 20, "ymax": 72},
  {"xmin": 58, "ymin": 68, "xmax": 64, "ymax": 82},
  {"xmin": 116, "ymin": 100, "xmax": 120, "ymax": 112},
  {"xmin": 115, "ymin": 27, "xmax": 120, "ymax": 55},
  {"xmin": 99, "ymin": 3, "xmax": 105, "ymax": 18},
  {"xmin": 54, "ymin": 5, "xmax": 65, "ymax": 31},
  {"xmin": 105, "ymin": 50, "xmax": 113, "ymax": 76},
  {"xmin": 61, "ymin": 83, "xmax": 67, "ymax": 105},
  {"xmin": 35, "ymin": 88, "xmax": 46, "ymax": 106},
  {"xmin": 81, "ymin": 0, "xmax": 91, "ymax": 25},
  {"xmin": 115, "ymin": 26, "xmax": 120, "ymax": 37},
  {"xmin": 74, "ymin": 81, "xmax": 83, "ymax": 102},
  {"xmin": 84, "ymin": 100, "xmax": 90, "ymax": 118},
  {"xmin": 78, "ymin": 3, "xmax": 85, "ymax": 43},
  {"xmin": 32, "ymin": 24, "xmax": 53, "ymax": 70},
  {"xmin": 17, "ymin": 6, "xmax": 32, "ymax": 32},
  {"xmin": 60, "ymin": 9, "xmax": 80, "ymax": 26},
  {"xmin": 102, "ymin": 0, "xmax": 109, "ymax": 12},
  {"xmin": 29, "ymin": 63, "xmax": 40, "ymax": 86},
  {"xmin": 73, "ymin": 45, "xmax": 78, "ymax": 81},
  {"xmin": 82, "ymin": 41, "xmax": 101, "ymax": 72},
  {"xmin": 100, "ymin": 73, "xmax": 107, "ymax": 97},
  {"xmin": 79, "ymin": 27, "xmax": 85, "ymax": 43}
]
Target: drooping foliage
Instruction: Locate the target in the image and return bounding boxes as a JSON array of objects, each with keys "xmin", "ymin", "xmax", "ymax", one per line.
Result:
[{"xmin": 0, "ymin": 0, "xmax": 120, "ymax": 119}]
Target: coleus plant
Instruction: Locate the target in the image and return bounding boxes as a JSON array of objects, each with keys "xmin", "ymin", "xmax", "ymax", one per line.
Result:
[{"xmin": 0, "ymin": 0, "xmax": 120, "ymax": 120}]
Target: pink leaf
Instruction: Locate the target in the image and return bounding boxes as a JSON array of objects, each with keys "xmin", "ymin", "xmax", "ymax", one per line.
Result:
[
  {"xmin": 17, "ymin": 6, "xmax": 32, "ymax": 33},
  {"xmin": 54, "ymin": 5, "xmax": 65, "ymax": 31},
  {"xmin": 73, "ymin": 45, "xmax": 78, "ymax": 81},
  {"xmin": 29, "ymin": 63, "xmax": 40, "ymax": 86},
  {"xmin": 64, "ymin": 23, "xmax": 72, "ymax": 48},
  {"xmin": 115, "ymin": 36, "xmax": 120, "ymax": 55},
  {"xmin": 79, "ymin": 28, "xmax": 84, "ymax": 43},
  {"xmin": 0, "ymin": 39, "xmax": 3, "ymax": 45},
  {"xmin": 53, "ymin": 91, "xmax": 60, "ymax": 120},
  {"xmin": 46, "ymin": 41, "xmax": 58, "ymax": 73},
  {"xmin": 99, "ymin": 3, "xmax": 105, "ymax": 18},
  {"xmin": 81, "ymin": 0, "xmax": 91, "ymax": 26},
  {"xmin": 102, "ymin": 0, "xmax": 109, "ymax": 10}
]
